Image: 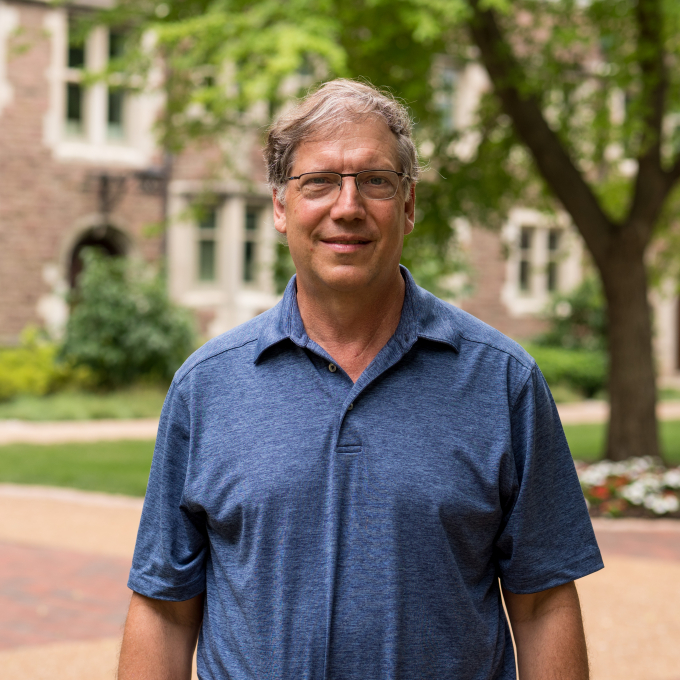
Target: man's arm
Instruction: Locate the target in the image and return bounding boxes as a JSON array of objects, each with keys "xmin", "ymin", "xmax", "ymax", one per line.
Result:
[
  {"xmin": 502, "ymin": 581, "xmax": 589, "ymax": 680},
  {"xmin": 117, "ymin": 591, "xmax": 204, "ymax": 680}
]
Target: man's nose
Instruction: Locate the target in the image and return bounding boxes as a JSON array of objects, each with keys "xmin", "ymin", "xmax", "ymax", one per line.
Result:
[{"xmin": 329, "ymin": 177, "xmax": 367, "ymax": 221}]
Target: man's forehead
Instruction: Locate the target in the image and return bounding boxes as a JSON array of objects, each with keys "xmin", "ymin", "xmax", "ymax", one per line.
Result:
[{"xmin": 291, "ymin": 118, "xmax": 400, "ymax": 168}]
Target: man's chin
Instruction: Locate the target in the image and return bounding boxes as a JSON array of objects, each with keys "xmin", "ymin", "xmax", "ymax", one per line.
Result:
[{"xmin": 311, "ymin": 264, "xmax": 392, "ymax": 295}]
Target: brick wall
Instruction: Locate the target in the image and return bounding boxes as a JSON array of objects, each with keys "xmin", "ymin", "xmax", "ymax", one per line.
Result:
[
  {"xmin": 0, "ymin": 2, "xmax": 163, "ymax": 343},
  {"xmin": 459, "ymin": 227, "xmax": 547, "ymax": 341}
]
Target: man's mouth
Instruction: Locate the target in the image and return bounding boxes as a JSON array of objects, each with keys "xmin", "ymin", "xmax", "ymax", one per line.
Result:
[{"xmin": 322, "ymin": 238, "xmax": 371, "ymax": 245}]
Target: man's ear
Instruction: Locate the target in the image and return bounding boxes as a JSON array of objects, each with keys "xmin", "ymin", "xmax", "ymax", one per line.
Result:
[
  {"xmin": 273, "ymin": 189, "xmax": 287, "ymax": 235},
  {"xmin": 404, "ymin": 184, "xmax": 416, "ymax": 236}
]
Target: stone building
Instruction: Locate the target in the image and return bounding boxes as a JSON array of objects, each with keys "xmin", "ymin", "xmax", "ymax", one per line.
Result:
[{"xmin": 0, "ymin": 0, "xmax": 678, "ymax": 384}]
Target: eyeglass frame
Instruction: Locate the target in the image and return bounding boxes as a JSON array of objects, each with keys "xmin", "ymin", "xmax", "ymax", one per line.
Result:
[{"xmin": 284, "ymin": 170, "xmax": 411, "ymax": 201}]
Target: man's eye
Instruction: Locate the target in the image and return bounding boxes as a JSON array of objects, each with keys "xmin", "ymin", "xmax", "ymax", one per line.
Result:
[
  {"xmin": 362, "ymin": 176, "xmax": 386, "ymax": 186},
  {"xmin": 310, "ymin": 177, "xmax": 331, "ymax": 185}
]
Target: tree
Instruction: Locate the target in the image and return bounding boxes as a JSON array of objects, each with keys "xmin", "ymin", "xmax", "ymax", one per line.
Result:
[
  {"xmin": 463, "ymin": 0, "xmax": 680, "ymax": 461},
  {"xmin": 86, "ymin": 0, "xmax": 680, "ymax": 460}
]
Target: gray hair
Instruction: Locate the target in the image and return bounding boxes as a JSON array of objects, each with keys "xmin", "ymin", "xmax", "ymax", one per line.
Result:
[{"xmin": 264, "ymin": 79, "xmax": 420, "ymax": 202}]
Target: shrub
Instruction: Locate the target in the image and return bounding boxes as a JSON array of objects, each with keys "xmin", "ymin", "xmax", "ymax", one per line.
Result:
[
  {"xmin": 60, "ymin": 250, "xmax": 196, "ymax": 387},
  {"xmin": 538, "ymin": 276, "xmax": 607, "ymax": 351},
  {"xmin": 522, "ymin": 343, "xmax": 607, "ymax": 399},
  {"xmin": 0, "ymin": 328, "xmax": 86, "ymax": 402}
]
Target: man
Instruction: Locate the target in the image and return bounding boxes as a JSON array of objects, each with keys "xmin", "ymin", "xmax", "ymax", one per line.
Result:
[{"xmin": 119, "ymin": 79, "xmax": 603, "ymax": 680}]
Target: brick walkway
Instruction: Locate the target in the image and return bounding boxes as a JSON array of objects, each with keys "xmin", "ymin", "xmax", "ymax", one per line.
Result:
[
  {"xmin": 0, "ymin": 542, "xmax": 130, "ymax": 650},
  {"xmin": 0, "ymin": 486, "xmax": 679, "ymax": 679}
]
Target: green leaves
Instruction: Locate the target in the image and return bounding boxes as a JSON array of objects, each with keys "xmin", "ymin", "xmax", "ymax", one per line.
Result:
[{"xmin": 60, "ymin": 250, "xmax": 196, "ymax": 387}]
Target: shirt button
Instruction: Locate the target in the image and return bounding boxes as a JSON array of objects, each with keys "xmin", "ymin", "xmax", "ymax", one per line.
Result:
[
  {"xmin": 347, "ymin": 403, "xmax": 354, "ymax": 411},
  {"xmin": 328, "ymin": 363, "xmax": 337, "ymax": 373}
]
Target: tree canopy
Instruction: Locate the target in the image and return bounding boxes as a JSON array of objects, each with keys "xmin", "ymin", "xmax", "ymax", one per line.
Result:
[{"xmin": 84, "ymin": 0, "xmax": 680, "ymax": 459}]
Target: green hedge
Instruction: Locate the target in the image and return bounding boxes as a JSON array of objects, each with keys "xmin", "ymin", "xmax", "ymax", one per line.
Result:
[
  {"xmin": 0, "ymin": 330, "xmax": 89, "ymax": 402},
  {"xmin": 521, "ymin": 343, "xmax": 607, "ymax": 399},
  {"xmin": 0, "ymin": 344, "xmax": 57, "ymax": 402}
]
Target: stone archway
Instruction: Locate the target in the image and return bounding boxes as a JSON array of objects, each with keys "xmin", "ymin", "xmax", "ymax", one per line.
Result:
[{"xmin": 68, "ymin": 224, "xmax": 131, "ymax": 288}]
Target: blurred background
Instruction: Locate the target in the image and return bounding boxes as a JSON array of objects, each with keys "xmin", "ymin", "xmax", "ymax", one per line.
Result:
[{"xmin": 1, "ymin": 1, "xmax": 680, "ymax": 679}]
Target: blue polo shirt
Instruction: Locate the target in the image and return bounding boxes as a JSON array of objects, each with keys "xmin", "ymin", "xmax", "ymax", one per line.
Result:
[{"xmin": 129, "ymin": 266, "xmax": 602, "ymax": 680}]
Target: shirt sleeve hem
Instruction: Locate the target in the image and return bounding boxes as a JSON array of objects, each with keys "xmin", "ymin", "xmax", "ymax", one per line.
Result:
[
  {"xmin": 500, "ymin": 548, "xmax": 605, "ymax": 595},
  {"xmin": 127, "ymin": 571, "xmax": 206, "ymax": 602}
]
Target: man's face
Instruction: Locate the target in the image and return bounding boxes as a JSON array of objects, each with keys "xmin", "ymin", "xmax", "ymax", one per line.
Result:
[{"xmin": 273, "ymin": 117, "xmax": 416, "ymax": 295}]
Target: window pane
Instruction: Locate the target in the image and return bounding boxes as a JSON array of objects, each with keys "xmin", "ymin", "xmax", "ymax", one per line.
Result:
[
  {"xmin": 109, "ymin": 31, "xmax": 125, "ymax": 60},
  {"xmin": 67, "ymin": 19, "xmax": 85, "ymax": 68},
  {"xmin": 547, "ymin": 261, "xmax": 558, "ymax": 292},
  {"xmin": 520, "ymin": 226, "xmax": 533, "ymax": 250},
  {"xmin": 199, "ymin": 240, "xmax": 216, "ymax": 281},
  {"xmin": 245, "ymin": 208, "xmax": 258, "ymax": 232},
  {"xmin": 548, "ymin": 229, "xmax": 561, "ymax": 252},
  {"xmin": 68, "ymin": 44, "xmax": 85, "ymax": 69},
  {"xmin": 66, "ymin": 83, "xmax": 83, "ymax": 135},
  {"xmin": 519, "ymin": 260, "xmax": 531, "ymax": 292},
  {"xmin": 199, "ymin": 208, "xmax": 217, "ymax": 230},
  {"xmin": 243, "ymin": 241, "xmax": 256, "ymax": 282},
  {"xmin": 107, "ymin": 89, "xmax": 125, "ymax": 139}
]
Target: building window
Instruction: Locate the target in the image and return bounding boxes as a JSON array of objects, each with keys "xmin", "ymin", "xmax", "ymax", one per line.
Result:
[
  {"xmin": 547, "ymin": 228, "xmax": 561, "ymax": 292},
  {"xmin": 107, "ymin": 89, "xmax": 125, "ymax": 139},
  {"xmin": 63, "ymin": 21, "xmax": 128, "ymax": 143},
  {"xmin": 107, "ymin": 31, "xmax": 126, "ymax": 140},
  {"xmin": 518, "ymin": 226, "xmax": 534, "ymax": 293},
  {"xmin": 65, "ymin": 18, "xmax": 85, "ymax": 137},
  {"xmin": 243, "ymin": 207, "xmax": 259, "ymax": 283},
  {"xmin": 197, "ymin": 208, "xmax": 218, "ymax": 282}
]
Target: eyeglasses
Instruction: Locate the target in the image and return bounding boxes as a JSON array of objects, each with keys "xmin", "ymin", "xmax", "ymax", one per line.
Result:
[{"xmin": 285, "ymin": 170, "xmax": 409, "ymax": 202}]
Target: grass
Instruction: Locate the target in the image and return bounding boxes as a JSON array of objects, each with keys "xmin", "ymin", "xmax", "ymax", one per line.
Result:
[
  {"xmin": 0, "ymin": 386, "xmax": 167, "ymax": 421},
  {"xmin": 0, "ymin": 440, "xmax": 154, "ymax": 496},
  {"xmin": 0, "ymin": 422, "xmax": 679, "ymax": 498},
  {"xmin": 563, "ymin": 420, "xmax": 680, "ymax": 465}
]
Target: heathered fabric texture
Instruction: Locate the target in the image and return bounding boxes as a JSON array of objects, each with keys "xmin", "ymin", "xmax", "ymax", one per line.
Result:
[{"xmin": 129, "ymin": 267, "xmax": 603, "ymax": 680}]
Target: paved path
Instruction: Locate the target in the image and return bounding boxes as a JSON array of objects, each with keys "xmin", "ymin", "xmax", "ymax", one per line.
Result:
[
  {"xmin": 1, "ymin": 401, "xmax": 680, "ymax": 445},
  {"xmin": 0, "ymin": 485, "xmax": 679, "ymax": 680}
]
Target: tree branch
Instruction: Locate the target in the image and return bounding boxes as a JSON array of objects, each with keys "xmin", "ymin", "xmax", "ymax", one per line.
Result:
[
  {"xmin": 626, "ymin": 0, "xmax": 671, "ymax": 241},
  {"xmin": 466, "ymin": 0, "xmax": 614, "ymax": 266}
]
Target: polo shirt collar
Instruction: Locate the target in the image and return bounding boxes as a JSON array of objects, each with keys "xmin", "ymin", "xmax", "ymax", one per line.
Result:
[{"xmin": 254, "ymin": 266, "xmax": 459, "ymax": 364}]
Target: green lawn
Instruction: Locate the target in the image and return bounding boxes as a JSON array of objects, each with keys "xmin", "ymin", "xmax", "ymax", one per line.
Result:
[
  {"xmin": 563, "ymin": 420, "xmax": 680, "ymax": 464},
  {"xmin": 0, "ymin": 386, "xmax": 167, "ymax": 421},
  {"xmin": 0, "ymin": 422, "xmax": 678, "ymax": 498},
  {"xmin": 0, "ymin": 440, "xmax": 154, "ymax": 496}
]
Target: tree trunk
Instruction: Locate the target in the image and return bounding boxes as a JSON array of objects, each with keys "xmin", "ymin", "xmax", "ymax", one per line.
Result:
[{"xmin": 599, "ymin": 234, "xmax": 660, "ymax": 462}]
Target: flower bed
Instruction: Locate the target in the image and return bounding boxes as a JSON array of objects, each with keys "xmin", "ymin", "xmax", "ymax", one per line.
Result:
[{"xmin": 576, "ymin": 457, "xmax": 680, "ymax": 518}]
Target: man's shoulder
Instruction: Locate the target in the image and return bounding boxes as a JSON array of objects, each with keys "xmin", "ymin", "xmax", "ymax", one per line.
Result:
[
  {"xmin": 174, "ymin": 307, "xmax": 276, "ymax": 385},
  {"xmin": 421, "ymin": 289, "xmax": 536, "ymax": 372}
]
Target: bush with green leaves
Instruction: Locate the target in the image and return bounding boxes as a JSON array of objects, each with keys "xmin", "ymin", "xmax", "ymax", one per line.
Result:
[
  {"xmin": 538, "ymin": 276, "xmax": 607, "ymax": 351},
  {"xmin": 0, "ymin": 328, "xmax": 85, "ymax": 402},
  {"xmin": 523, "ymin": 343, "xmax": 607, "ymax": 400},
  {"xmin": 60, "ymin": 250, "xmax": 196, "ymax": 387}
]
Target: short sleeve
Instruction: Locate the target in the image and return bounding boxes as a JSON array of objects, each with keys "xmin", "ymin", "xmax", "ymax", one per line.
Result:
[
  {"xmin": 494, "ymin": 364, "xmax": 604, "ymax": 594},
  {"xmin": 128, "ymin": 380, "xmax": 207, "ymax": 600}
]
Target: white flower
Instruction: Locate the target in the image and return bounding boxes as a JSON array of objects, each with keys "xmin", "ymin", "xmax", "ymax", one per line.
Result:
[
  {"xmin": 643, "ymin": 493, "xmax": 680, "ymax": 515},
  {"xmin": 662, "ymin": 469, "xmax": 680, "ymax": 489},
  {"xmin": 620, "ymin": 481, "xmax": 646, "ymax": 506}
]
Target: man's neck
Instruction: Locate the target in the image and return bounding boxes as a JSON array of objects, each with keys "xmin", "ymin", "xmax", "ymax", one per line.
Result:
[{"xmin": 296, "ymin": 270, "xmax": 406, "ymax": 383}]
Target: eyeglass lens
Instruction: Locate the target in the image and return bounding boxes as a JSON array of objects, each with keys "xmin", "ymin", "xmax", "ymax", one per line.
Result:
[{"xmin": 297, "ymin": 171, "xmax": 401, "ymax": 201}]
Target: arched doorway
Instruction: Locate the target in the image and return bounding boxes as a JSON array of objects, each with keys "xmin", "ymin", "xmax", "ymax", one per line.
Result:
[{"xmin": 68, "ymin": 225, "xmax": 131, "ymax": 288}]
